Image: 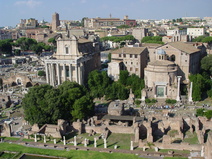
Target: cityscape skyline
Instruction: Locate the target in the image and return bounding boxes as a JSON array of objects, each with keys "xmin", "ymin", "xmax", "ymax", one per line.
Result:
[{"xmin": 0, "ymin": 0, "xmax": 212, "ymax": 27}]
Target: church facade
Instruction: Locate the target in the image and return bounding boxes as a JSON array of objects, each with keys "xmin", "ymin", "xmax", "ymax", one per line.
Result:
[{"xmin": 44, "ymin": 31, "xmax": 101, "ymax": 86}]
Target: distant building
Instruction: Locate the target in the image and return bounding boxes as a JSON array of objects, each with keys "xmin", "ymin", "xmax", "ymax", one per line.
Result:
[
  {"xmin": 182, "ymin": 17, "xmax": 201, "ymax": 21},
  {"xmin": 132, "ymin": 28, "xmax": 148, "ymax": 42},
  {"xmin": 187, "ymin": 27, "xmax": 205, "ymax": 41},
  {"xmin": 17, "ymin": 18, "xmax": 38, "ymax": 29},
  {"xmin": 108, "ymin": 47, "xmax": 149, "ymax": 81},
  {"xmin": 84, "ymin": 16, "xmax": 136, "ymax": 28},
  {"xmin": 52, "ymin": 12, "xmax": 60, "ymax": 32},
  {"xmin": 0, "ymin": 30, "xmax": 11, "ymax": 40}
]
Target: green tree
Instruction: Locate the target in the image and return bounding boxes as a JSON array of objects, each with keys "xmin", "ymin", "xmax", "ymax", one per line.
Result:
[
  {"xmin": 37, "ymin": 70, "xmax": 46, "ymax": 76},
  {"xmin": 205, "ymin": 110, "xmax": 212, "ymax": 120},
  {"xmin": 108, "ymin": 52, "xmax": 111, "ymax": 62},
  {"xmin": 192, "ymin": 36, "xmax": 206, "ymax": 42},
  {"xmin": 201, "ymin": 55, "xmax": 212, "ymax": 75},
  {"xmin": 189, "ymin": 74, "xmax": 207, "ymax": 101},
  {"xmin": 22, "ymin": 81, "xmax": 94, "ymax": 125},
  {"xmin": 0, "ymin": 39, "xmax": 12, "ymax": 55},
  {"xmin": 15, "ymin": 37, "xmax": 37, "ymax": 51},
  {"xmin": 118, "ymin": 70, "xmax": 129, "ymax": 86},
  {"xmin": 48, "ymin": 37, "xmax": 56, "ymax": 46},
  {"xmin": 88, "ymin": 70, "xmax": 112, "ymax": 98},
  {"xmin": 141, "ymin": 36, "xmax": 164, "ymax": 44}
]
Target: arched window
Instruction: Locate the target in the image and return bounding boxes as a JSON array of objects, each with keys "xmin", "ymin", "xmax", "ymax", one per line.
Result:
[
  {"xmin": 170, "ymin": 54, "xmax": 175, "ymax": 62},
  {"xmin": 65, "ymin": 46, "xmax": 69, "ymax": 54}
]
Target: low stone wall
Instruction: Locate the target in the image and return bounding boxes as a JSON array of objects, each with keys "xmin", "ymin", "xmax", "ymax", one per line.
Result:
[{"xmin": 84, "ymin": 125, "xmax": 135, "ymax": 134}]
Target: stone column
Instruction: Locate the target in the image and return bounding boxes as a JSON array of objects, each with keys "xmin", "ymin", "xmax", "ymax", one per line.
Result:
[
  {"xmin": 84, "ymin": 138, "xmax": 87, "ymax": 147},
  {"xmin": 44, "ymin": 135, "xmax": 46, "ymax": 143},
  {"xmin": 154, "ymin": 147, "xmax": 158, "ymax": 152},
  {"xmin": 188, "ymin": 82, "xmax": 193, "ymax": 103},
  {"xmin": 63, "ymin": 136, "xmax": 66, "ymax": 145},
  {"xmin": 104, "ymin": 138, "xmax": 107, "ymax": 149},
  {"xmin": 69, "ymin": 64, "xmax": 72, "ymax": 82},
  {"xmin": 34, "ymin": 134, "xmax": 37, "ymax": 142},
  {"xmin": 51, "ymin": 63, "xmax": 55, "ymax": 87},
  {"xmin": 74, "ymin": 136, "xmax": 77, "ymax": 146},
  {"xmin": 176, "ymin": 76, "xmax": 182, "ymax": 102},
  {"xmin": 94, "ymin": 137, "xmax": 97, "ymax": 148},
  {"xmin": 45, "ymin": 63, "xmax": 49, "ymax": 84},
  {"xmin": 54, "ymin": 139, "xmax": 56, "ymax": 144},
  {"xmin": 130, "ymin": 141, "xmax": 133, "ymax": 150},
  {"xmin": 78, "ymin": 66, "xmax": 81, "ymax": 85},
  {"xmin": 49, "ymin": 63, "xmax": 53, "ymax": 86},
  {"xmin": 63, "ymin": 64, "xmax": 66, "ymax": 82},
  {"xmin": 75, "ymin": 64, "xmax": 78, "ymax": 83},
  {"xmin": 57, "ymin": 63, "xmax": 60, "ymax": 85}
]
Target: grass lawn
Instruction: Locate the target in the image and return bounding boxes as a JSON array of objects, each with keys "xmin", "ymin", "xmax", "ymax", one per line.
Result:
[
  {"xmin": 0, "ymin": 137, "xmax": 20, "ymax": 141},
  {"xmin": 183, "ymin": 132, "xmax": 199, "ymax": 145},
  {"xmin": 164, "ymin": 157, "xmax": 188, "ymax": 159},
  {"xmin": 159, "ymin": 149, "xmax": 190, "ymax": 154},
  {"xmin": 0, "ymin": 152, "xmax": 16, "ymax": 159},
  {"xmin": 65, "ymin": 132, "xmax": 134, "ymax": 150},
  {"xmin": 0, "ymin": 143, "xmax": 142, "ymax": 159}
]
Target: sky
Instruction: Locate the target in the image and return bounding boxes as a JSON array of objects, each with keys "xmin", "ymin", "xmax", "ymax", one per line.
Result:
[{"xmin": 0, "ymin": 0, "xmax": 211, "ymax": 27}]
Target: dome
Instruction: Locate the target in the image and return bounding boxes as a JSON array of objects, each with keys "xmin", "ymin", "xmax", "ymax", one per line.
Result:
[{"xmin": 157, "ymin": 49, "xmax": 166, "ymax": 55}]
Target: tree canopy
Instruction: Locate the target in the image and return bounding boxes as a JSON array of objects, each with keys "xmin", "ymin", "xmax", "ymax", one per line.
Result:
[
  {"xmin": 192, "ymin": 36, "xmax": 212, "ymax": 43},
  {"xmin": 22, "ymin": 81, "xmax": 94, "ymax": 125},
  {"xmin": 0, "ymin": 39, "xmax": 13, "ymax": 55},
  {"xmin": 101, "ymin": 35, "xmax": 135, "ymax": 43},
  {"xmin": 141, "ymin": 36, "xmax": 164, "ymax": 44}
]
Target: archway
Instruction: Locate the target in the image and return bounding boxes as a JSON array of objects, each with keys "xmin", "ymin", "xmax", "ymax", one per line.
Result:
[{"xmin": 170, "ymin": 54, "xmax": 176, "ymax": 62}]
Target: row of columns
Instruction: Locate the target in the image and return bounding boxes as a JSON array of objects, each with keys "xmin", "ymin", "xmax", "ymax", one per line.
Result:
[{"xmin": 45, "ymin": 62, "xmax": 84, "ymax": 86}]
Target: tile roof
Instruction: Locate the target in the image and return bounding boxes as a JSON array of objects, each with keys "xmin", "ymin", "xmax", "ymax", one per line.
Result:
[
  {"xmin": 168, "ymin": 42, "xmax": 200, "ymax": 54},
  {"xmin": 112, "ymin": 47, "xmax": 147, "ymax": 55}
]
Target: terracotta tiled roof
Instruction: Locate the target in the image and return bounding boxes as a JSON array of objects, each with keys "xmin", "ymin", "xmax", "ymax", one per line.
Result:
[
  {"xmin": 112, "ymin": 47, "xmax": 147, "ymax": 54},
  {"xmin": 148, "ymin": 60, "xmax": 175, "ymax": 66},
  {"xmin": 168, "ymin": 42, "xmax": 200, "ymax": 54}
]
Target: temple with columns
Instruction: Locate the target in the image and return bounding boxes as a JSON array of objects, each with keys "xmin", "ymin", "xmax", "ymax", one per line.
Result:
[{"xmin": 44, "ymin": 31, "xmax": 101, "ymax": 86}]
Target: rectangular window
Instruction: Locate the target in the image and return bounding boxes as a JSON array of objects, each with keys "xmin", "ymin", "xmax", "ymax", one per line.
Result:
[
  {"xmin": 130, "ymin": 54, "xmax": 132, "ymax": 58},
  {"xmin": 135, "ymin": 55, "xmax": 137, "ymax": 58},
  {"xmin": 66, "ymin": 47, "xmax": 69, "ymax": 54},
  {"xmin": 119, "ymin": 54, "xmax": 121, "ymax": 57},
  {"xmin": 123, "ymin": 54, "xmax": 126, "ymax": 58}
]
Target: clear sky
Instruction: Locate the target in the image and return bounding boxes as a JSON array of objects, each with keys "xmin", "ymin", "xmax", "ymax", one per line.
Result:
[{"xmin": 0, "ymin": 0, "xmax": 211, "ymax": 27}]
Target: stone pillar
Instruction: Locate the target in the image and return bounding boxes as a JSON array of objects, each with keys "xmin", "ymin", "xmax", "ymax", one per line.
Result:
[
  {"xmin": 51, "ymin": 63, "xmax": 55, "ymax": 87},
  {"xmin": 130, "ymin": 141, "xmax": 133, "ymax": 150},
  {"xmin": 57, "ymin": 63, "xmax": 60, "ymax": 85},
  {"xmin": 45, "ymin": 63, "xmax": 49, "ymax": 84},
  {"xmin": 78, "ymin": 66, "xmax": 81, "ymax": 85},
  {"xmin": 155, "ymin": 147, "xmax": 158, "ymax": 152},
  {"xmin": 63, "ymin": 136, "xmax": 66, "ymax": 145},
  {"xmin": 104, "ymin": 138, "xmax": 107, "ymax": 148},
  {"xmin": 176, "ymin": 76, "xmax": 182, "ymax": 102},
  {"xmin": 114, "ymin": 145, "xmax": 117, "ymax": 149},
  {"xmin": 63, "ymin": 64, "xmax": 66, "ymax": 82},
  {"xmin": 201, "ymin": 146, "xmax": 204, "ymax": 157},
  {"xmin": 143, "ymin": 147, "xmax": 146, "ymax": 151},
  {"xmin": 75, "ymin": 64, "xmax": 78, "ymax": 83},
  {"xmin": 44, "ymin": 135, "xmax": 46, "ymax": 143},
  {"xmin": 188, "ymin": 82, "xmax": 193, "ymax": 103},
  {"xmin": 84, "ymin": 138, "xmax": 87, "ymax": 147},
  {"xmin": 94, "ymin": 137, "xmax": 97, "ymax": 148},
  {"xmin": 34, "ymin": 134, "xmax": 37, "ymax": 142},
  {"xmin": 54, "ymin": 139, "xmax": 56, "ymax": 144},
  {"xmin": 69, "ymin": 64, "xmax": 72, "ymax": 82},
  {"xmin": 49, "ymin": 63, "xmax": 53, "ymax": 86},
  {"xmin": 74, "ymin": 136, "xmax": 77, "ymax": 146}
]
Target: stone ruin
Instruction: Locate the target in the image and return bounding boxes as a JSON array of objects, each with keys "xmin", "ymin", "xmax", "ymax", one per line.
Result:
[{"xmin": 28, "ymin": 119, "xmax": 67, "ymax": 138}]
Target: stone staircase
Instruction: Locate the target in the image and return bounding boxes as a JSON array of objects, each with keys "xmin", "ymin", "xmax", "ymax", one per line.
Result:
[{"xmin": 156, "ymin": 98, "xmax": 166, "ymax": 106}]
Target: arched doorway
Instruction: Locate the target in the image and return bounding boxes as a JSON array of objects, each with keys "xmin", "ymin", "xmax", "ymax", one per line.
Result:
[{"xmin": 170, "ymin": 55, "xmax": 176, "ymax": 62}]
